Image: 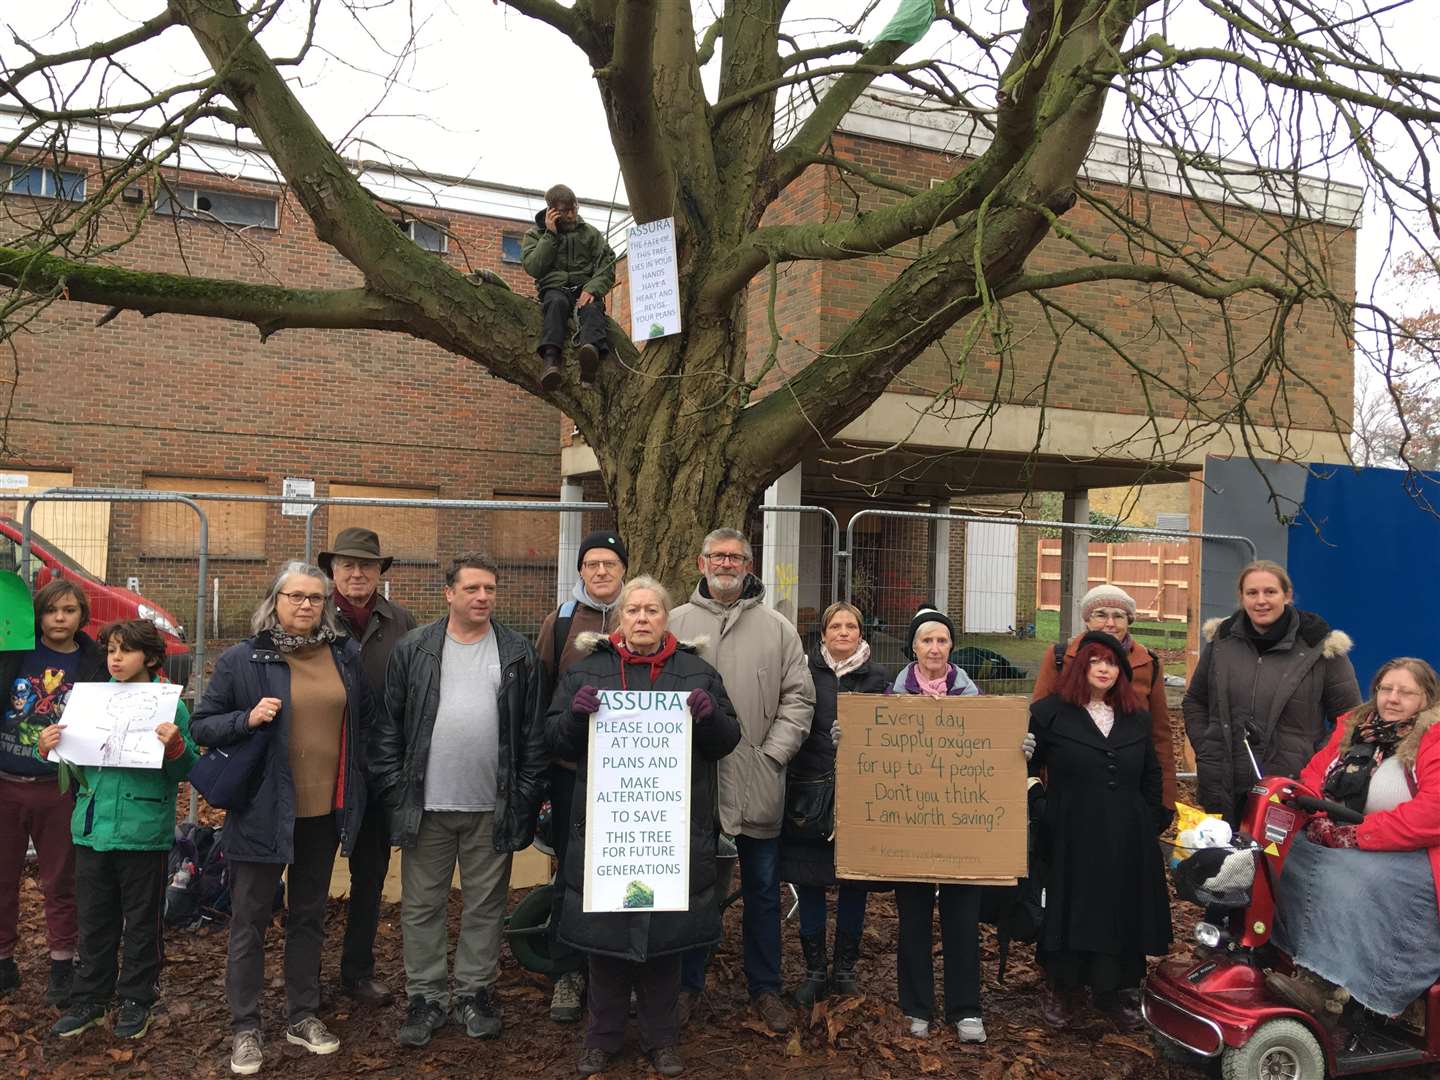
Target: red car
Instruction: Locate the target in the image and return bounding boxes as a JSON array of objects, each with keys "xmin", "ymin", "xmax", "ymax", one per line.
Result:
[{"xmin": 0, "ymin": 516, "xmax": 192, "ymax": 687}]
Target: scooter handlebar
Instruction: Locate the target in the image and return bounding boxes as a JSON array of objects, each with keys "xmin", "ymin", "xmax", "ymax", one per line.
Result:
[{"xmin": 1290, "ymin": 794, "xmax": 1365, "ymax": 825}]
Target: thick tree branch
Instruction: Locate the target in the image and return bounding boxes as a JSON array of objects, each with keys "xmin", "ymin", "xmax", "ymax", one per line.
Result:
[
  {"xmin": 595, "ymin": 0, "xmax": 674, "ymax": 224},
  {"xmin": 495, "ymin": 0, "xmax": 606, "ymax": 65}
]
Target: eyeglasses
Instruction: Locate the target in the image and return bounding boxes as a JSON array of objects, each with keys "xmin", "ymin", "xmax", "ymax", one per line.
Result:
[
  {"xmin": 581, "ymin": 560, "xmax": 622, "ymax": 572},
  {"xmin": 1377, "ymin": 684, "xmax": 1423, "ymax": 698},
  {"xmin": 703, "ymin": 552, "xmax": 748, "ymax": 565},
  {"xmin": 1089, "ymin": 609, "xmax": 1130, "ymax": 621},
  {"xmin": 279, "ymin": 591, "xmax": 326, "ymax": 607}
]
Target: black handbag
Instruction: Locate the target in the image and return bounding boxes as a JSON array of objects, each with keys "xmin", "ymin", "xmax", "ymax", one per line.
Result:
[
  {"xmin": 783, "ymin": 770, "xmax": 835, "ymax": 842},
  {"xmin": 189, "ymin": 726, "xmax": 270, "ymax": 811}
]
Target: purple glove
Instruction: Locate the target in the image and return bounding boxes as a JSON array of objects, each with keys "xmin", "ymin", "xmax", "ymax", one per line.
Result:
[
  {"xmin": 572, "ymin": 685, "xmax": 602, "ymax": 717},
  {"xmin": 687, "ymin": 689, "xmax": 715, "ymax": 723},
  {"xmin": 1306, "ymin": 817, "xmax": 1360, "ymax": 849}
]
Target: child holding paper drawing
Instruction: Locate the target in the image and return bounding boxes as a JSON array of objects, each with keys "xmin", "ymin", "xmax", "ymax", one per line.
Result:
[
  {"xmin": 0, "ymin": 579, "xmax": 106, "ymax": 1007},
  {"xmin": 36, "ymin": 618, "xmax": 196, "ymax": 1040}
]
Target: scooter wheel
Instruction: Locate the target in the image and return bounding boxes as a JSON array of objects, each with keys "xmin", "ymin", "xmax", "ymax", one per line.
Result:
[{"xmin": 1221, "ymin": 1018, "xmax": 1325, "ymax": 1080}]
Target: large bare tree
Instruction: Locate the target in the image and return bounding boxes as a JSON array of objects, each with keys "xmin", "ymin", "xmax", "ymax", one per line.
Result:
[{"xmin": 3, "ymin": 0, "xmax": 1439, "ymax": 583}]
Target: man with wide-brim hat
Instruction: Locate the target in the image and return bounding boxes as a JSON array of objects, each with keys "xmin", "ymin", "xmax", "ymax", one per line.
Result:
[{"xmin": 320, "ymin": 526, "xmax": 416, "ymax": 1005}]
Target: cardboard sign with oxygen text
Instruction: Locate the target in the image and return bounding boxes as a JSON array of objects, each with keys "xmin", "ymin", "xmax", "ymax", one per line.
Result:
[{"xmin": 835, "ymin": 694, "xmax": 1028, "ymax": 884}]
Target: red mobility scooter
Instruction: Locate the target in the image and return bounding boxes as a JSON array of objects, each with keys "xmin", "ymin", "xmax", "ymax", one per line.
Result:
[{"xmin": 1142, "ymin": 774, "xmax": 1440, "ymax": 1078}]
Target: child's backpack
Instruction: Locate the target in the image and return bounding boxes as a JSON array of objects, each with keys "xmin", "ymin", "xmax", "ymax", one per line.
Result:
[{"xmin": 164, "ymin": 821, "xmax": 228, "ymax": 928}]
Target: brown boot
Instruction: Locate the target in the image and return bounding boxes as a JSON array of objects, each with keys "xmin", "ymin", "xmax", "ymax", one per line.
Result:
[
  {"xmin": 1264, "ymin": 970, "xmax": 1331, "ymax": 1017},
  {"xmin": 753, "ymin": 991, "xmax": 792, "ymax": 1034},
  {"xmin": 1094, "ymin": 988, "xmax": 1145, "ymax": 1031},
  {"xmin": 1039, "ymin": 984, "xmax": 1080, "ymax": 1029},
  {"xmin": 577, "ymin": 343, "xmax": 600, "ymax": 385},
  {"xmin": 540, "ymin": 347, "xmax": 562, "ymax": 391}
]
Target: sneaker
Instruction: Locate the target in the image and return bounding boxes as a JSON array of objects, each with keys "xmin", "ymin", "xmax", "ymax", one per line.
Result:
[
  {"xmin": 230, "ymin": 1030, "xmax": 263, "ymax": 1076},
  {"xmin": 113, "ymin": 1000, "xmax": 152, "ymax": 1039},
  {"xmin": 956, "ymin": 1016, "xmax": 987, "ymax": 1043},
  {"xmin": 649, "ymin": 1045, "xmax": 685, "ymax": 1077},
  {"xmin": 0, "ymin": 957, "xmax": 18, "ymax": 997},
  {"xmin": 398, "ymin": 995, "xmax": 447, "ymax": 1047},
  {"xmin": 51, "ymin": 1002, "xmax": 107, "ymax": 1039},
  {"xmin": 46, "ymin": 958, "xmax": 75, "ymax": 1007},
  {"xmin": 752, "ymin": 991, "xmax": 791, "ymax": 1034},
  {"xmin": 906, "ymin": 1015, "xmax": 931, "ymax": 1038},
  {"xmin": 285, "ymin": 1016, "xmax": 340, "ymax": 1055},
  {"xmin": 550, "ymin": 969, "xmax": 584, "ymax": 1023},
  {"xmin": 576, "ymin": 1046, "xmax": 612, "ymax": 1076},
  {"xmin": 455, "ymin": 986, "xmax": 503, "ymax": 1039}
]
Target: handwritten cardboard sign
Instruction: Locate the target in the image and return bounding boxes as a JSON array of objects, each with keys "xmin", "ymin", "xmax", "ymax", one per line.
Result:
[
  {"xmin": 583, "ymin": 690, "xmax": 692, "ymax": 912},
  {"xmin": 835, "ymin": 694, "xmax": 1028, "ymax": 884}
]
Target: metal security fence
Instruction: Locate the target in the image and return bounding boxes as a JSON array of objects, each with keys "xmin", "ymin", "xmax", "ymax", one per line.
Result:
[{"xmin": 751, "ymin": 505, "xmax": 839, "ymax": 648}]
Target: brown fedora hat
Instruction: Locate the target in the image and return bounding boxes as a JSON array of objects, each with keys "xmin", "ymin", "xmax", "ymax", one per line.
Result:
[{"xmin": 319, "ymin": 527, "xmax": 394, "ymax": 577}]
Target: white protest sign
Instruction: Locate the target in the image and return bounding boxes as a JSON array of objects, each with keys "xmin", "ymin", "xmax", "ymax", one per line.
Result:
[
  {"xmin": 583, "ymin": 689, "xmax": 691, "ymax": 912},
  {"xmin": 47, "ymin": 682, "xmax": 182, "ymax": 769},
  {"xmin": 627, "ymin": 217, "xmax": 682, "ymax": 341},
  {"xmin": 281, "ymin": 477, "xmax": 316, "ymax": 516}
]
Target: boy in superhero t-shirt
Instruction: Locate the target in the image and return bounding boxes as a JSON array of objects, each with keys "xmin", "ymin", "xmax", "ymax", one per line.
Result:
[{"xmin": 0, "ymin": 580, "xmax": 106, "ymax": 1005}]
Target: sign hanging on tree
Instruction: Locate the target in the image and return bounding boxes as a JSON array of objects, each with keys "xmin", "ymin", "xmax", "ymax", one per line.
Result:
[
  {"xmin": 627, "ymin": 217, "xmax": 682, "ymax": 341},
  {"xmin": 584, "ymin": 689, "xmax": 692, "ymax": 912}
]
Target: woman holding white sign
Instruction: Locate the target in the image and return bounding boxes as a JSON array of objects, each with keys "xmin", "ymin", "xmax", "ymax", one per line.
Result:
[{"xmin": 545, "ymin": 576, "xmax": 740, "ymax": 1079}]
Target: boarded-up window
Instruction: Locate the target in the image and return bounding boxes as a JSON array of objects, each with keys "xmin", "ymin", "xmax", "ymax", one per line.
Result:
[
  {"xmin": 143, "ymin": 476, "xmax": 266, "ymax": 558},
  {"xmin": 326, "ymin": 483, "xmax": 438, "ymax": 563},
  {"xmin": 490, "ymin": 493, "xmax": 559, "ymax": 564}
]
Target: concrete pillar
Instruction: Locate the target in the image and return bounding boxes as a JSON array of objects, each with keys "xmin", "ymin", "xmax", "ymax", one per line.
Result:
[
  {"xmin": 761, "ymin": 464, "xmax": 802, "ymax": 624},
  {"xmin": 1058, "ymin": 490, "xmax": 1090, "ymax": 641},
  {"xmin": 931, "ymin": 500, "xmax": 952, "ymax": 615},
  {"xmin": 556, "ymin": 478, "xmax": 584, "ymax": 605}
]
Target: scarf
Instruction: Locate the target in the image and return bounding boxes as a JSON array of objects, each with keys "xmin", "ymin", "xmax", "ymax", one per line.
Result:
[
  {"xmin": 333, "ymin": 590, "xmax": 376, "ymax": 635},
  {"xmin": 915, "ymin": 664, "xmax": 951, "ymax": 698},
  {"xmin": 610, "ymin": 631, "xmax": 678, "ymax": 689},
  {"xmin": 270, "ymin": 625, "xmax": 338, "ymax": 654},
  {"xmin": 822, "ymin": 639, "xmax": 871, "ymax": 680},
  {"xmin": 1243, "ymin": 605, "xmax": 1295, "ymax": 655},
  {"xmin": 1322, "ymin": 710, "xmax": 1417, "ymax": 813}
]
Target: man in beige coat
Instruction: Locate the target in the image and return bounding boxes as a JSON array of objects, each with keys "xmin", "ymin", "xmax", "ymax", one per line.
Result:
[{"xmin": 668, "ymin": 528, "xmax": 814, "ymax": 1034}]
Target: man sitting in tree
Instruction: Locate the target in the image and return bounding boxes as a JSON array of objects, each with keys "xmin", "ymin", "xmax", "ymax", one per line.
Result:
[{"xmin": 521, "ymin": 184, "xmax": 617, "ymax": 391}]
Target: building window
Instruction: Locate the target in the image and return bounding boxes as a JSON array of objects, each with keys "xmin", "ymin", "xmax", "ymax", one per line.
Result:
[
  {"xmin": 156, "ymin": 185, "xmax": 278, "ymax": 228},
  {"xmin": 326, "ymin": 483, "xmax": 438, "ymax": 563},
  {"xmin": 3, "ymin": 164, "xmax": 86, "ymax": 201},
  {"xmin": 142, "ymin": 476, "xmax": 267, "ymax": 559},
  {"xmin": 395, "ymin": 217, "xmax": 448, "ymax": 253},
  {"xmin": 501, "ymin": 234, "xmax": 523, "ymax": 263}
]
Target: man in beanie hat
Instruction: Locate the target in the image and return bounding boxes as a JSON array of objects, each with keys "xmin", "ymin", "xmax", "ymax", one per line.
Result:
[
  {"xmin": 1031, "ymin": 584, "xmax": 1177, "ymax": 814},
  {"xmin": 533, "ymin": 529, "xmax": 629, "ymax": 1021},
  {"xmin": 320, "ymin": 527, "xmax": 417, "ymax": 1005}
]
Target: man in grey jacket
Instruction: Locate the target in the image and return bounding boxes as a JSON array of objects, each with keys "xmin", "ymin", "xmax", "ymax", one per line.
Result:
[{"xmin": 668, "ymin": 528, "xmax": 814, "ymax": 1034}]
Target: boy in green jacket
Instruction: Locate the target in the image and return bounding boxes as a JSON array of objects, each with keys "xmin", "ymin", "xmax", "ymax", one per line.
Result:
[{"xmin": 36, "ymin": 619, "xmax": 197, "ymax": 1040}]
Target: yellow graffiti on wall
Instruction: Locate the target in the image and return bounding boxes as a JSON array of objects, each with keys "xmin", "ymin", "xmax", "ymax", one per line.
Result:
[{"xmin": 774, "ymin": 562, "xmax": 798, "ymax": 607}]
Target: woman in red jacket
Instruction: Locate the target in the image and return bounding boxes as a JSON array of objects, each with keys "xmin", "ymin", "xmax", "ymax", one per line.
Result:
[{"xmin": 1268, "ymin": 657, "xmax": 1440, "ymax": 1023}]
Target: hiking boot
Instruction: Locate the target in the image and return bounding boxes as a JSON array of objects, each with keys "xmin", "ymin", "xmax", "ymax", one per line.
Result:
[
  {"xmin": 540, "ymin": 349, "xmax": 562, "ymax": 392},
  {"xmin": 455, "ymin": 986, "xmax": 502, "ymax": 1039},
  {"xmin": 906, "ymin": 1015, "xmax": 931, "ymax": 1038},
  {"xmin": 398, "ymin": 995, "xmax": 447, "ymax": 1047},
  {"xmin": 0, "ymin": 957, "xmax": 18, "ymax": 997},
  {"xmin": 550, "ymin": 969, "xmax": 584, "ymax": 1023},
  {"xmin": 1094, "ymin": 989, "xmax": 1144, "ymax": 1031},
  {"xmin": 342, "ymin": 976, "xmax": 394, "ymax": 1006},
  {"xmin": 576, "ymin": 1046, "xmax": 612, "ymax": 1076},
  {"xmin": 51, "ymin": 1001, "xmax": 106, "ymax": 1039},
  {"xmin": 286, "ymin": 1016, "xmax": 340, "ymax": 1055},
  {"xmin": 1264, "ymin": 970, "xmax": 1330, "ymax": 1016},
  {"xmin": 577, "ymin": 343, "xmax": 600, "ymax": 385},
  {"xmin": 46, "ymin": 958, "xmax": 75, "ymax": 1007},
  {"xmin": 1039, "ymin": 984, "xmax": 1079, "ymax": 1029},
  {"xmin": 648, "ymin": 1045, "xmax": 685, "ymax": 1077},
  {"xmin": 793, "ymin": 932, "xmax": 827, "ymax": 1008},
  {"xmin": 753, "ymin": 991, "xmax": 792, "ymax": 1034},
  {"xmin": 113, "ymin": 1000, "xmax": 152, "ymax": 1039},
  {"xmin": 230, "ymin": 1030, "xmax": 263, "ymax": 1076},
  {"xmin": 956, "ymin": 1016, "xmax": 987, "ymax": 1043},
  {"xmin": 830, "ymin": 931, "xmax": 861, "ymax": 996},
  {"xmin": 677, "ymin": 989, "xmax": 703, "ymax": 1028}
]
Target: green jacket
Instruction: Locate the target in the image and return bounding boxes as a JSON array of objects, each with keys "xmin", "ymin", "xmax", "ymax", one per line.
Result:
[
  {"xmin": 69, "ymin": 681, "xmax": 198, "ymax": 852},
  {"xmin": 520, "ymin": 210, "xmax": 616, "ymax": 296}
]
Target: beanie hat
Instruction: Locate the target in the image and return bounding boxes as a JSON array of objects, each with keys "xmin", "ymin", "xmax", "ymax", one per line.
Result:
[
  {"xmin": 906, "ymin": 605, "xmax": 956, "ymax": 662},
  {"xmin": 1079, "ymin": 584, "xmax": 1136, "ymax": 624},
  {"xmin": 1076, "ymin": 630, "xmax": 1133, "ymax": 681},
  {"xmin": 577, "ymin": 530, "xmax": 629, "ymax": 572}
]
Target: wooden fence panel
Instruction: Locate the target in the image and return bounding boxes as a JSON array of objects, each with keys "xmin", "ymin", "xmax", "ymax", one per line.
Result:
[{"xmin": 1036, "ymin": 539, "xmax": 1189, "ymax": 621}]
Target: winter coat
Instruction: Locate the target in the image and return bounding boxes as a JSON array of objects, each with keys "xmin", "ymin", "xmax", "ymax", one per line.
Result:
[
  {"xmin": 1028, "ymin": 694, "xmax": 1172, "ymax": 958},
  {"xmin": 520, "ymin": 211, "xmax": 617, "ymax": 296},
  {"xmin": 190, "ymin": 633, "xmax": 370, "ymax": 863},
  {"xmin": 1300, "ymin": 705, "xmax": 1440, "ymax": 917},
  {"xmin": 1033, "ymin": 635, "xmax": 1178, "ymax": 809},
  {"xmin": 369, "ymin": 617, "xmax": 547, "ymax": 853},
  {"xmin": 1182, "ymin": 608, "xmax": 1360, "ymax": 818},
  {"xmin": 328, "ymin": 593, "xmax": 416, "ymax": 698},
  {"xmin": 546, "ymin": 633, "xmax": 741, "ymax": 962},
  {"xmin": 69, "ymin": 681, "xmax": 197, "ymax": 852},
  {"xmin": 537, "ymin": 593, "xmax": 619, "ymax": 769},
  {"xmin": 668, "ymin": 577, "xmax": 814, "ymax": 839},
  {"xmin": 778, "ymin": 649, "xmax": 889, "ymax": 888}
]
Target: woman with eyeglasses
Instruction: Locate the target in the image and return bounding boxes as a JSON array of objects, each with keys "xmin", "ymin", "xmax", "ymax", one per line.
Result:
[
  {"xmin": 1032, "ymin": 585, "xmax": 1177, "ymax": 823},
  {"xmin": 191, "ymin": 561, "xmax": 372, "ymax": 1075}
]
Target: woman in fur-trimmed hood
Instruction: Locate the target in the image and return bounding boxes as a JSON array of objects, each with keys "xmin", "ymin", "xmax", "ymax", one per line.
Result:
[{"xmin": 1182, "ymin": 560, "xmax": 1360, "ymax": 821}]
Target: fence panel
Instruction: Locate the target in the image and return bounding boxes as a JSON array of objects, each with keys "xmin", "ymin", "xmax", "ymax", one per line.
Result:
[
  {"xmin": 751, "ymin": 505, "xmax": 838, "ymax": 647},
  {"xmin": 1036, "ymin": 539, "xmax": 1191, "ymax": 622}
]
